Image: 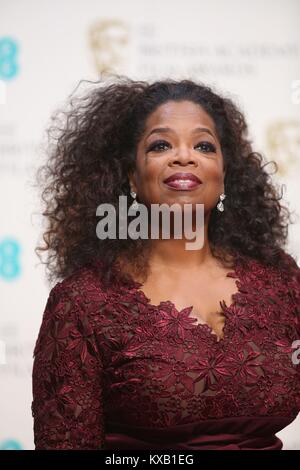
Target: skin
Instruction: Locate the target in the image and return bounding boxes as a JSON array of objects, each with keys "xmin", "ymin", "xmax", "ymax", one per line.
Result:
[{"xmin": 124, "ymin": 100, "xmax": 239, "ymax": 341}]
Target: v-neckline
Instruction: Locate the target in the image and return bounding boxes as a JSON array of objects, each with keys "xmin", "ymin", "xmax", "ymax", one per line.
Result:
[{"xmin": 113, "ymin": 256, "xmax": 245, "ymax": 345}]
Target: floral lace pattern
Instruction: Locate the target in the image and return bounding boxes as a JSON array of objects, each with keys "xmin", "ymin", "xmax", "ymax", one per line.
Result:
[{"xmin": 32, "ymin": 252, "xmax": 300, "ymax": 449}]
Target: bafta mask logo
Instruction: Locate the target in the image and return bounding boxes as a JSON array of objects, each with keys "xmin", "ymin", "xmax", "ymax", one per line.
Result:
[
  {"xmin": 88, "ymin": 19, "xmax": 129, "ymax": 76},
  {"xmin": 265, "ymin": 120, "xmax": 300, "ymax": 176}
]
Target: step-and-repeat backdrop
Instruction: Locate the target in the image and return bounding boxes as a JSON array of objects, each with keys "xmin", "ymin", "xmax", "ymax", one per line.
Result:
[{"xmin": 1, "ymin": 0, "xmax": 300, "ymax": 450}]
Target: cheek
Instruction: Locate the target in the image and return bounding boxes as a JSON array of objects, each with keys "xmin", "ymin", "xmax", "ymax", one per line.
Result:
[
  {"xmin": 135, "ymin": 163, "xmax": 161, "ymax": 199},
  {"xmin": 202, "ymin": 159, "xmax": 224, "ymax": 183},
  {"xmin": 138, "ymin": 169, "xmax": 154, "ymax": 186}
]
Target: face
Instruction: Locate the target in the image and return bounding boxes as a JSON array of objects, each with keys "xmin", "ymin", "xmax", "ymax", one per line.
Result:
[{"xmin": 129, "ymin": 100, "xmax": 225, "ymax": 214}]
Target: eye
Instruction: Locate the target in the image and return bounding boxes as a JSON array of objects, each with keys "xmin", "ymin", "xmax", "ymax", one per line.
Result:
[
  {"xmin": 195, "ymin": 141, "xmax": 217, "ymax": 153},
  {"xmin": 147, "ymin": 140, "xmax": 170, "ymax": 152},
  {"xmin": 146, "ymin": 139, "xmax": 217, "ymax": 154}
]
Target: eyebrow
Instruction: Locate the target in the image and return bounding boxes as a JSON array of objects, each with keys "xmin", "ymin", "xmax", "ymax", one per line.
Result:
[{"xmin": 146, "ymin": 126, "xmax": 217, "ymax": 140}]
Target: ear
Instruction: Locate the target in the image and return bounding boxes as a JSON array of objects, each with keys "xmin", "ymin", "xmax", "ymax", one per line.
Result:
[{"xmin": 128, "ymin": 170, "xmax": 137, "ymax": 193}]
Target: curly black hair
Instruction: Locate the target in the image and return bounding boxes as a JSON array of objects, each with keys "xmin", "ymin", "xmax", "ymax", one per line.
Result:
[{"xmin": 34, "ymin": 74, "xmax": 296, "ymax": 287}]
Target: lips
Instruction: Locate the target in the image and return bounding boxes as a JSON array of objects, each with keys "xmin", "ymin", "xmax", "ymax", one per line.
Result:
[{"xmin": 163, "ymin": 172, "xmax": 202, "ymax": 190}]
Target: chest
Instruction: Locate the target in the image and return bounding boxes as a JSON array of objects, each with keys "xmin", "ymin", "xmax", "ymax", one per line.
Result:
[
  {"xmin": 138, "ymin": 272, "xmax": 239, "ymax": 336},
  {"xmin": 102, "ymin": 295, "xmax": 300, "ymax": 427}
]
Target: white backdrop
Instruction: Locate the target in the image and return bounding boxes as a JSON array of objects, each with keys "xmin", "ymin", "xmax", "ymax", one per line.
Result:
[{"xmin": 0, "ymin": 0, "xmax": 299, "ymax": 450}]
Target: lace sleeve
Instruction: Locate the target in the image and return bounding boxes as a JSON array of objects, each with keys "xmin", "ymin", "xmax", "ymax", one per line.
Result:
[
  {"xmin": 31, "ymin": 283, "xmax": 106, "ymax": 449},
  {"xmin": 283, "ymin": 252, "xmax": 300, "ymax": 337}
]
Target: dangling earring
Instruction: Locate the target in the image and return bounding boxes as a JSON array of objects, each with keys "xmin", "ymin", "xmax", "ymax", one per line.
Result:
[
  {"xmin": 130, "ymin": 190, "xmax": 139, "ymax": 210},
  {"xmin": 217, "ymin": 193, "xmax": 226, "ymax": 212}
]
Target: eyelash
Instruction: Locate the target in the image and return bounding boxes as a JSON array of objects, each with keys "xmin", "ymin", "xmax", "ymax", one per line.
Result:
[{"xmin": 147, "ymin": 140, "xmax": 217, "ymax": 154}]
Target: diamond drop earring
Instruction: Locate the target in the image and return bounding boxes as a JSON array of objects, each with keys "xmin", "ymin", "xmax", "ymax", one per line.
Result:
[
  {"xmin": 130, "ymin": 190, "xmax": 139, "ymax": 210},
  {"xmin": 217, "ymin": 193, "xmax": 226, "ymax": 212}
]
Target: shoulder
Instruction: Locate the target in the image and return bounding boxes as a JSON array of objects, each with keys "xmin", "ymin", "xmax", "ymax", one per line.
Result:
[
  {"xmin": 241, "ymin": 249, "xmax": 299, "ymax": 275},
  {"xmin": 37, "ymin": 261, "xmax": 109, "ymax": 335},
  {"xmin": 34, "ymin": 261, "xmax": 108, "ymax": 358},
  {"xmin": 50, "ymin": 259, "xmax": 109, "ymax": 309},
  {"xmin": 240, "ymin": 250, "xmax": 300, "ymax": 299}
]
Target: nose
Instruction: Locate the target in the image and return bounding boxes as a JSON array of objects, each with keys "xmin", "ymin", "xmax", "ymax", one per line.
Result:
[{"xmin": 169, "ymin": 145, "xmax": 198, "ymax": 166}]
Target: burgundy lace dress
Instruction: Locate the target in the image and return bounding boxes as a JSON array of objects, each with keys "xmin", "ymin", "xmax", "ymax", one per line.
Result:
[{"xmin": 31, "ymin": 253, "xmax": 300, "ymax": 450}]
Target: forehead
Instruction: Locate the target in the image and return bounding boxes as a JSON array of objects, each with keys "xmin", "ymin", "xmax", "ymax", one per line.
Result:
[{"xmin": 143, "ymin": 100, "xmax": 216, "ymax": 132}]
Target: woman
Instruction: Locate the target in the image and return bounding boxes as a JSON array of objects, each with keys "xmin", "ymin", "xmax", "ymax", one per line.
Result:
[{"xmin": 32, "ymin": 76, "xmax": 300, "ymax": 450}]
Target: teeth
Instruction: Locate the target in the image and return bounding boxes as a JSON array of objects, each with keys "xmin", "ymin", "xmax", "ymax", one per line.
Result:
[{"xmin": 171, "ymin": 180, "xmax": 195, "ymax": 183}]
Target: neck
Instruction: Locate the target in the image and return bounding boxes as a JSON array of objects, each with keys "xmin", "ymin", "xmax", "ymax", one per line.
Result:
[{"xmin": 147, "ymin": 215, "xmax": 215, "ymax": 271}]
